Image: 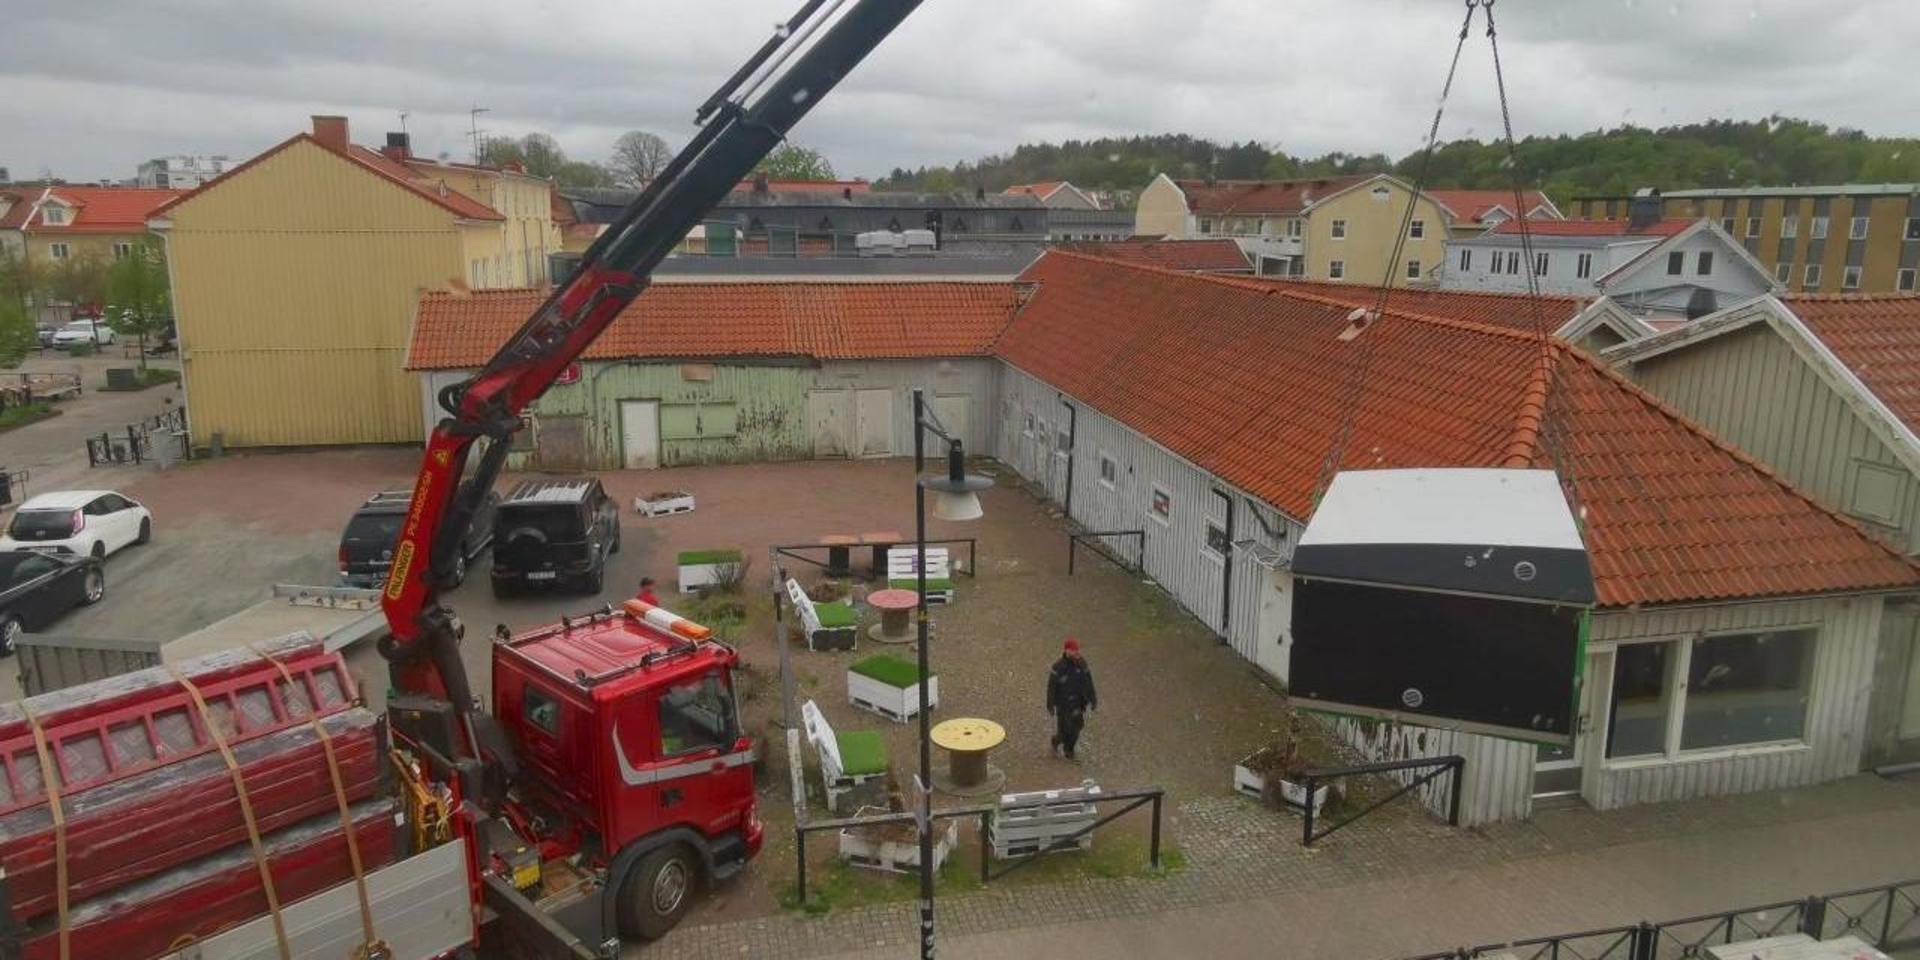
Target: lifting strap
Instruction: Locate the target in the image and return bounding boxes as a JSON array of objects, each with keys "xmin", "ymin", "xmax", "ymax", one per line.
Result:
[
  {"xmin": 167, "ymin": 663, "xmax": 292, "ymax": 960},
  {"xmin": 246, "ymin": 642, "xmax": 388, "ymax": 959},
  {"xmin": 19, "ymin": 703, "xmax": 69, "ymax": 960}
]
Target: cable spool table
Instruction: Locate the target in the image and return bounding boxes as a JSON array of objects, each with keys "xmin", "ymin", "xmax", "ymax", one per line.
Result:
[
  {"xmin": 865, "ymin": 588, "xmax": 920, "ymax": 644},
  {"xmin": 930, "ymin": 717, "xmax": 1007, "ymax": 796}
]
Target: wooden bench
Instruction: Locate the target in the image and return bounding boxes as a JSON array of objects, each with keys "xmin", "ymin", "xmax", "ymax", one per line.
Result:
[
  {"xmin": 888, "ymin": 545, "xmax": 953, "ymax": 604},
  {"xmin": 785, "ymin": 577, "xmax": 858, "ymax": 651},
  {"xmin": 800, "ymin": 699, "xmax": 888, "ymax": 813}
]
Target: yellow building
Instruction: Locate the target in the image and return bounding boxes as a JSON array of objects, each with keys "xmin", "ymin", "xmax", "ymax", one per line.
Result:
[
  {"xmin": 149, "ymin": 116, "xmax": 561, "ymax": 447},
  {"xmin": 1134, "ymin": 173, "xmax": 1450, "ymax": 284},
  {"xmin": 1569, "ymin": 185, "xmax": 1920, "ymax": 294}
]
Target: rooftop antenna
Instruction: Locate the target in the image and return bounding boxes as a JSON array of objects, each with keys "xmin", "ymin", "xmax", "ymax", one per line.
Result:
[
  {"xmin": 399, "ymin": 111, "xmax": 411, "ymax": 135},
  {"xmin": 468, "ymin": 106, "xmax": 491, "ymax": 163}
]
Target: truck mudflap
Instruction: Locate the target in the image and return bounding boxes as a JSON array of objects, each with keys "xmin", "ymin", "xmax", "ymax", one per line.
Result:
[
  {"xmin": 479, "ymin": 873, "xmax": 609, "ymax": 960},
  {"xmin": 159, "ymin": 839, "xmax": 472, "ymax": 960}
]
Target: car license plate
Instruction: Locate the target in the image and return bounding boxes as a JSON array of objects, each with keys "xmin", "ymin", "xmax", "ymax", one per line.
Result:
[{"xmin": 527, "ymin": 571, "xmax": 557, "ymax": 581}]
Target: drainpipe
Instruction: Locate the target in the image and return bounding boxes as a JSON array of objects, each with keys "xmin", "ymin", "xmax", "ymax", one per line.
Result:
[
  {"xmin": 1212, "ymin": 488, "xmax": 1234, "ymax": 636},
  {"xmin": 1060, "ymin": 398, "xmax": 1077, "ymax": 517}
]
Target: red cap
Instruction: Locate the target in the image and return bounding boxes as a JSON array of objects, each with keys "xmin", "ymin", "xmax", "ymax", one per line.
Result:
[{"xmin": 1063, "ymin": 638, "xmax": 1080, "ymax": 653}]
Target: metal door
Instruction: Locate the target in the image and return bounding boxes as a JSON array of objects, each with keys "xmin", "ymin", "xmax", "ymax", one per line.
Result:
[
  {"xmin": 1254, "ymin": 569, "xmax": 1293, "ymax": 681},
  {"xmin": 855, "ymin": 388, "xmax": 893, "ymax": 458},
  {"xmin": 619, "ymin": 400, "xmax": 659, "ymax": 470},
  {"xmin": 808, "ymin": 390, "xmax": 850, "ymax": 458}
]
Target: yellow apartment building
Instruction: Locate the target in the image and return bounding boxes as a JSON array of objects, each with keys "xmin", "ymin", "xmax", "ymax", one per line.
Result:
[
  {"xmin": 149, "ymin": 116, "xmax": 560, "ymax": 447},
  {"xmin": 0, "ymin": 185, "xmax": 181, "ymax": 268},
  {"xmin": 1569, "ymin": 185, "xmax": 1920, "ymax": 294}
]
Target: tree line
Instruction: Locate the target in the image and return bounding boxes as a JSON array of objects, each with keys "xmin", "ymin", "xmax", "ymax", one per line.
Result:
[
  {"xmin": 873, "ymin": 117, "xmax": 1920, "ymax": 207},
  {"xmin": 478, "ymin": 130, "xmax": 836, "ymax": 188}
]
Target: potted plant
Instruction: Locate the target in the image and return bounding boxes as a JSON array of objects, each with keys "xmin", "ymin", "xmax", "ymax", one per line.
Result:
[
  {"xmin": 839, "ymin": 774, "xmax": 958, "ymax": 873},
  {"xmin": 1233, "ymin": 708, "xmax": 1329, "ymax": 815}
]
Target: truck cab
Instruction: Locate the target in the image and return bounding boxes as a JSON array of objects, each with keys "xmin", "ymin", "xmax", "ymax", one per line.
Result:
[{"xmin": 490, "ymin": 600, "xmax": 762, "ymax": 941}]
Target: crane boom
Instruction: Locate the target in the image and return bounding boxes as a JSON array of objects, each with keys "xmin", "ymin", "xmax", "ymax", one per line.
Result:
[{"xmin": 379, "ymin": 0, "xmax": 923, "ymax": 761}]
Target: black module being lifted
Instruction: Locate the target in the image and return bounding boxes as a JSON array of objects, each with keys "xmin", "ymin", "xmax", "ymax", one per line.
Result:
[{"xmin": 1288, "ymin": 468, "xmax": 1595, "ymax": 745}]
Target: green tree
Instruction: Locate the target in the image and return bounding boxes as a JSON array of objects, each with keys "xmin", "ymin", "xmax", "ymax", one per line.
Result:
[
  {"xmin": 480, "ymin": 132, "xmax": 616, "ymax": 187},
  {"xmin": 755, "ymin": 143, "xmax": 836, "ymax": 181},
  {"xmin": 0, "ymin": 247, "xmax": 40, "ymax": 319},
  {"xmin": 0, "ymin": 298, "xmax": 31, "ymax": 369},
  {"xmin": 46, "ymin": 252, "xmax": 108, "ymax": 324},
  {"xmin": 106, "ymin": 238, "xmax": 171, "ymax": 371},
  {"xmin": 552, "ymin": 160, "xmax": 615, "ymax": 188}
]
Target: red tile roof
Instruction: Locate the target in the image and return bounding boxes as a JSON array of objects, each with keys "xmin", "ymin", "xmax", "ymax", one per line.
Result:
[
  {"xmin": 0, "ymin": 188, "xmax": 45, "ymax": 231},
  {"xmin": 1174, "ymin": 175, "xmax": 1373, "ymax": 216},
  {"xmin": 408, "ymin": 281, "xmax": 1021, "ymax": 370},
  {"xmin": 1001, "ymin": 251, "xmax": 1918, "ymax": 607},
  {"xmin": 1427, "ymin": 189, "xmax": 1554, "ymax": 225},
  {"xmin": 1004, "ymin": 181, "xmax": 1066, "ymax": 201},
  {"xmin": 1491, "ymin": 217, "xmax": 1692, "ymax": 237},
  {"xmin": 151, "ymin": 134, "xmax": 504, "ymax": 222},
  {"xmin": 17, "ymin": 186, "xmax": 182, "ymax": 234},
  {"xmin": 1785, "ymin": 293, "xmax": 1920, "ymax": 436},
  {"xmin": 1253, "ymin": 278, "xmax": 1586, "ymax": 334},
  {"xmin": 1062, "ymin": 239, "xmax": 1251, "ymax": 272}
]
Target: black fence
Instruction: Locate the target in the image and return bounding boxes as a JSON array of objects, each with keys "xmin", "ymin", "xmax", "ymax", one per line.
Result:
[
  {"xmin": 85, "ymin": 406, "xmax": 188, "ymax": 467},
  {"xmin": 1299, "ymin": 755, "xmax": 1464, "ymax": 846},
  {"xmin": 1402, "ymin": 877, "xmax": 1920, "ymax": 960},
  {"xmin": 1067, "ymin": 529, "xmax": 1145, "ymax": 575},
  {"xmin": 793, "ymin": 784, "xmax": 1166, "ymax": 903},
  {"xmin": 772, "ymin": 537, "xmax": 978, "ymax": 582}
]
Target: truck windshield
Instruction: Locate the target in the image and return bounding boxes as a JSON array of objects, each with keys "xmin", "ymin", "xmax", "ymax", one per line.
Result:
[
  {"xmin": 658, "ymin": 672, "xmax": 738, "ymax": 757},
  {"xmin": 7, "ymin": 510, "xmax": 75, "ymax": 540}
]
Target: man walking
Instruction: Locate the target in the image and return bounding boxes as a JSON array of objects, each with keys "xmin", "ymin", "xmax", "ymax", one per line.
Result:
[{"xmin": 1047, "ymin": 638, "xmax": 1097, "ymax": 759}]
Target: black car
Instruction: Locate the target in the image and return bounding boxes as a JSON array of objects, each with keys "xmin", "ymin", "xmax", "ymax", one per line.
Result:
[
  {"xmin": 338, "ymin": 486, "xmax": 499, "ymax": 590},
  {"xmin": 491, "ymin": 478, "xmax": 620, "ymax": 597},
  {"xmin": 0, "ymin": 550, "xmax": 104, "ymax": 654}
]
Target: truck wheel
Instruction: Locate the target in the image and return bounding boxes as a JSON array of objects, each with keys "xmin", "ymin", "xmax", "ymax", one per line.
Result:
[
  {"xmin": 619, "ymin": 844, "xmax": 697, "ymax": 941},
  {"xmin": 579, "ymin": 565, "xmax": 604, "ymax": 595}
]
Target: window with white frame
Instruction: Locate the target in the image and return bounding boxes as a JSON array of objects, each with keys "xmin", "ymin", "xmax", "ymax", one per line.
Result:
[
  {"xmin": 1409, "ymin": 219, "xmax": 1425, "ymax": 239},
  {"xmin": 1405, "ymin": 259, "xmax": 1421, "ymax": 280},
  {"xmin": 1719, "ymin": 218, "xmax": 1735, "ymax": 235},
  {"xmin": 1746, "ymin": 217, "xmax": 1761, "ymax": 238},
  {"xmin": 49, "ymin": 242, "xmax": 70, "ymax": 260},
  {"xmin": 1696, "ymin": 251, "xmax": 1714, "ymax": 275},
  {"xmin": 1805, "ymin": 263, "xmax": 1823, "ymax": 288},
  {"xmin": 40, "ymin": 206, "xmax": 66, "ymax": 225},
  {"xmin": 1900, "ymin": 268, "xmax": 1916, "ymax": 292},
  {"xmin": 1811, "ymin": 216, "xmax": 1829, "ymax": 239},
  {"xmin": 1666, "ymin": 251, "xmax": 1684, "ymax": 275},
  {"xmin": 1097, "ymin": 453, "xmax": 1117, "ymax": 490},
  {"xmin": 1781, "ymin": 215, "xmax": 1798, "ymax": 239},
  {"xmin": 1907, "ymin": 218, "xmax": 1920, "ymax": 241},
  {"xmin": 1330, "ymin": 219, "xmax": 1347, "ymax": 239},
  {"xmin": 1148, "ymin": 484, "xmax": 1172, "ymax": 525},
  {"xmin": 1850, "ymin": 216, "xmax": 1870, "ymax": 240},
  {"xmin": 1776, "ymin": 262, "xmax": 1793, "ymax": 284},
  {"xmin": 1199, "ymin": 218, "xmax": 1213, "ymax": 235},
  {"xmin": 1576, "ymin": 252, "xmax": 1593, "ymax": 279},
  {"xmin": 1328, "ymin": 260, "xmax": 1345, "ymax": 280},
  {"xmin": 1286, "ymin": 219, "xmax": 1302, "ymax": 238},
  {"xmin": 1604, "ymin": 628, "xmax": 1816, "ymax": 760},
  {"xmin": 1458, "ymin": 248, "xmax": 1472, "ymax": 272},
  {"xmin": 1489, "ymin": 250, "xmax": 1504, "ymax": 274},
  {"xmin": 113, "ymin": 242, "xmax": 133, "ymax": 260},
  {"xmin": 1203, "ymin": 519, "xmax": 1229, "ymax": 559},
  {"xmin": 1533, "ymin": 252, "xmax": 1549, "ymax": 277},
  {"xmin": 1843, "ymin": 265, "xmax": 1862, "ymax": 289},
  {"xmin": 1506, "ymin": 251, "xmax": 1520, "ymax": 275}
]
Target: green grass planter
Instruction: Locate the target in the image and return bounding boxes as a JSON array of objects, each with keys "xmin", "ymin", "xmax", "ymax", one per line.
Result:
[
  {"xmin": 847, "ymin": 654, "xmax": 938, "ymax": 724},
  {"xmin": 677, "ymin": 548, "xmax": 744, "ymax": 592}
]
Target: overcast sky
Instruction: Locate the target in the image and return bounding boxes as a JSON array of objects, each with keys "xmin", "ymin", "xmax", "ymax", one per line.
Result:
[{"xmin": 3, "ymin": 0, "xmax": 1912, "ymax": 184}]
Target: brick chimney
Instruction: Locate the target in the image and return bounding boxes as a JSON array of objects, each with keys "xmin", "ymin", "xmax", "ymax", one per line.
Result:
[
  {"xmin": 311, "ymin": 115, "xmax": 350, "ymax": 152},
  {"xmin": 381, "ymin": 131, "xmax": 411, "ymax": 160}
]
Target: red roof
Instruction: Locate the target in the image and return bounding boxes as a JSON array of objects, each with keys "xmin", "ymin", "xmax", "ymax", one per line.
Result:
[
  {"xmin": 1062, "ymin": 239, "xmax": 1250, "ymax": 272},
  {"xmin": 151, "ymin": 134, "xmax": 503, "ymax": 222},
  {"xmin": 1491, "ymin": 217, "xmax": 1692, "ymax": 237},
  {"xmin": 408, "ymin": 281, "xmax": 1021, "ymax": 370},
  {"xmin": 1786, "ymin": 293, "xmax": 1920, "ymax": 436},
  {"xmin": 1000, "ymin": 252, "xmax": 1918, "ymax": 607},
  {"xmin": 1004, "ymin": 181, "xmax": 1066, "ymax": 200},
  {"xmin": 1254, "ymin": 278, "xmax": 1586, "ymax": 334},
  {"xmin": 1427, "ymin": 189, "xmax": 1554, "ymax": 225},
  {"xmin": 17, "ymin": 186, "xmax": 182, "ymax": 234},
  {"xmin": 0, "ymin": 188, "xmax": 45, "ymax": 231},
  {"xmin": 1174, "ymin": 175, "xmax": 1373, "ymax": 216}
]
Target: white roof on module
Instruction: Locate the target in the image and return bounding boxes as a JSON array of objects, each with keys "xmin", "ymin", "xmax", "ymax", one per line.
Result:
[{"xmin": 1299, "ymin": 469, "xmax": 1585, "ymax": 550}]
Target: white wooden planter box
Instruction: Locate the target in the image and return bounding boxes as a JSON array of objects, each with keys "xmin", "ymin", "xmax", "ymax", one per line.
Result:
[
  {"xmin": 1233, "ymin": 762, "xmax": 1329, "ymax": 815},
  {"xmin": 677, "ymin": 554, "xmax": 743, "ymax": 591},
  {"xmin": 839, "ymin": 814, "xmax": 957, "ymax": 874},
  {"xmin": 847, "ymin": 670, "xmax": 938, "ymax": 724},
  {"xmin": 636, "ymin": 491, "xmax": 695, "ymax": 517}
]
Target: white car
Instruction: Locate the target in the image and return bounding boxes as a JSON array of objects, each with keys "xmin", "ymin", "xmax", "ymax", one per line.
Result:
[
  {"xmin": 0, "ymin": 490, "xmax": 152, "ymax": 559},
  {"xmin": 50, "ymin": 320, "xmax": 114, "ymax": 349}
]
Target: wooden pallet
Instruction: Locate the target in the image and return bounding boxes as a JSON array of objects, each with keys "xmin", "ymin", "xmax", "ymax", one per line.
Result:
[{"xmin": 989, "ymin": 780, "xmax": 1102, "ymax": 860}]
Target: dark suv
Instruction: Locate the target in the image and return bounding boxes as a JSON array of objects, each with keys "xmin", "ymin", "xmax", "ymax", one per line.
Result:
[
  {"xmin": 490, "ymin": 478, "xmax": 621, "ymax": 597},
  {"xmin": 338, "ymin": 486, "xmax": 498, "ymax": 590}
]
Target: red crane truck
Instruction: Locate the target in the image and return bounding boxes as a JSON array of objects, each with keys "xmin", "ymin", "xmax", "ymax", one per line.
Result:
[{"xmin": 0, "ymin": 3, "xmax": 925, "ymax": 958}]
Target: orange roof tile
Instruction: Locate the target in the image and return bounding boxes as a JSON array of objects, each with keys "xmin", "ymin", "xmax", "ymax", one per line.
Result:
[
  {"xmin": 1427, "ymin": 189, "xmax": 1554, "ymax": 224},
  {"xmin": 1253, "ymin": 278, "xmax": 1586, "ymax": 334},
  {"xmin": 1062, "ymin": 239, "xmax": 1250, "ymax": 272},
  {"xmin": 21, "ymin": 186, "xmax": 182, "ymax": 234},
  {"xmin": 1174, "ymin": 175, "xmax": 1373, "ymax": 216},
  {"xmin": 1001, "ymin": 251, "xmax": 1919, "ymax": 607},
  {"xmin": 1785, "ymin": 293, "xmax": 1920, "ymax": 436},
  {"xmin": 408, "ymin": 281, "xmax": 1021, "ymax": 370}
]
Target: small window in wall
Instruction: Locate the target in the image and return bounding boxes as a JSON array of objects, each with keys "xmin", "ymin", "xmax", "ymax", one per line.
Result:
[
  {"xmin": 523, "ymin": 685, "xmax": 560, "ymax": 736},
  {"xmin": 1775, "ymin": 262, "xmax": 1793, "ymax": 284},
  {"xmin": 1533, "ymin": 252, "xmax": 1549, "ymax": 277},
  {"xmin": 1506, "ymin": 252, "xmax": 1521, "ymax": 276},
  {"xmin": 1458, "ymin": 248, "xmax": 1472, "ymax": 272},
  {"xmin": 1328, "ymin": 260, "xmax": 1345, "ymax": 280},
  {"xmin": 1405, "ymin": 259, "xmax": 1421, "ymax": 280},
  {"xmin": 659, "ymin": 401, "xmax": 739, "ymax": 440},
  {"xmin": 49, "ymin": 243, "xmax": 70, "ymax": 261},
  {"xmin": 1198, "ymin": 218, "xmax": 1213, "ymax": 235},
  {"xmin": 1850, "ymin": 216, "xmax": 1870, "ymax": 240},
  {"xmin": 1203, "ymin": 520, "xmax": 1230, "ymax": 558},
  {"xmin": 1055, "ymin": 427, "xmax": 1071, "ymax": 453},
  {"xmin": 1097, "ymin": 453, "xmax": 1117, "ymax": 489},
  {"xmin": 1805, "ymin": 263, "xmax": 1823, "ymax": 289},
  {"xmin": 1489, "ymin": 250, "xmax": 1504, "ymax": 274},
  {"xmin": 113, "ymin": 242, "xmax": 133, "ymax": 260},
  {"xmin": 1746, "ymin": 217, "xmax": 1761, "ymax": 238},
  {"xmin": 1330, "ymin": 219, "xmax": 1348, "ymax": 239},
  {"xmin": 1666, "ymin": 251, "xmax": 1684, "ymax": 275},
  {"xmin": 1843, "ymin": 265, "xmax": 1863, "ymax": 289},
  {"xmin": 1605, "ymin": 629, "xmax": 1817, "ymax": 760},
  {"xmin": 1409, "ymin": 219, "xmax": 1425, "ymax": 239},
  {"xmin": 1719, "ymin": 218, "xmax": 1735, "ymax": 235},
  {"xmin": 1906, "ymin": 217, "xmax": 1920, "ymax": 241},
  {"xmin": 40, "ymin": 206, "xmax": 66, "ymax": 226},
  {"xmin": 1148, "ymin": 484, "xmax": 1172, "ymax": 525},
  {"xmin": 1576, "ymin": 252, "xmax": 1593, "ymax": 279},
  {"xmin": 1696, "ymin": 251, "xmax": 1714, "ymax": 275},
  {"xmin": 1899, "ymin": 268, "xmax": 1917, "ymax": 292},
  {"xmin": 1811, "ymin": 216, "xmax": 1829, "ymax": 240},
  {"xmin": 1849, "ymin": 460, "xmax": 1906, "ymax": 526},
  {"xmin": 1781, "ymin": 216, "xmax": 1798, "ymax": 239}
]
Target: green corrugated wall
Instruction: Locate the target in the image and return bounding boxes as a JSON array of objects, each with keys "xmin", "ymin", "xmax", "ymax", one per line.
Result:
[{"xmin": 514, "ymin": 361, "xmax": 815, "ymax": 469}]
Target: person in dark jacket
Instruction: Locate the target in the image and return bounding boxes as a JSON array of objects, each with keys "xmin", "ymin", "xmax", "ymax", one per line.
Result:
[{"xmin": 1047, "ymin": 638, "xmax": 1097, "ymax": 759}]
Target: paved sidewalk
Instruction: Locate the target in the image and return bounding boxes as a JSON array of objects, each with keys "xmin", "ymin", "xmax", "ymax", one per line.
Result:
[{"xmin": 647, "ymin": 775, "xmax": 1920, "ymax": 959}]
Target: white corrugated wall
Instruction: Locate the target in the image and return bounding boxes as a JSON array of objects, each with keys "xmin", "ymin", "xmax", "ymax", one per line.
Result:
[{"xmin": 1325, "ymin": 717, "xmax": 1536, "ymax": 827}]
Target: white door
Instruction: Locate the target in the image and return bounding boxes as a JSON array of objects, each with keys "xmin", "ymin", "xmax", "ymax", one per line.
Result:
[
  {"xmin": 1535, "ymin": 649, "xmax": 1601, "ymax": 797},
  {"xmin": 1254, "ymin": 569, "xmax": 1292, "ymax": 681},
  {"xmin": 808, "ymin": 390, "xmax": 851, "ymax": 458},
  {"xmin": 932, "ymin": 395, "xmax": 970, "ymax": 451},
  {"xmin": 619, "ymin": 400, "xmax": 659, "ymax": 469},
  {"xmin": 855, "ymin": 389, "xmax": 893, "ymax": 458}
]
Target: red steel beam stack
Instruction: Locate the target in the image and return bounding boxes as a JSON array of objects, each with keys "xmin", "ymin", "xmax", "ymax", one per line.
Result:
[{"xmin": 0, "ymin": 633, "xmax": 399, "ymax": 957}]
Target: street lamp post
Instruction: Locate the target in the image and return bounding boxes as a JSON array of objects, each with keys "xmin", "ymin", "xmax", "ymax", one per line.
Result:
[{"xmin": 909, "ymin": 387, "xmax": 990, "ymax": 960}]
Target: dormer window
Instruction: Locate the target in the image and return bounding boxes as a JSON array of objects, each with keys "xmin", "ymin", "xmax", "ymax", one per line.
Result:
[{"xmin": 40, "ymin": 205, "xmax": 67, "ymax": 225}]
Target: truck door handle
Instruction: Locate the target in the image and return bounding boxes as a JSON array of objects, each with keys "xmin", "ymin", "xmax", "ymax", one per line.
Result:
[{"xmin": 662, "ymin": 788, "xmax": 683, "ymax": 807}]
